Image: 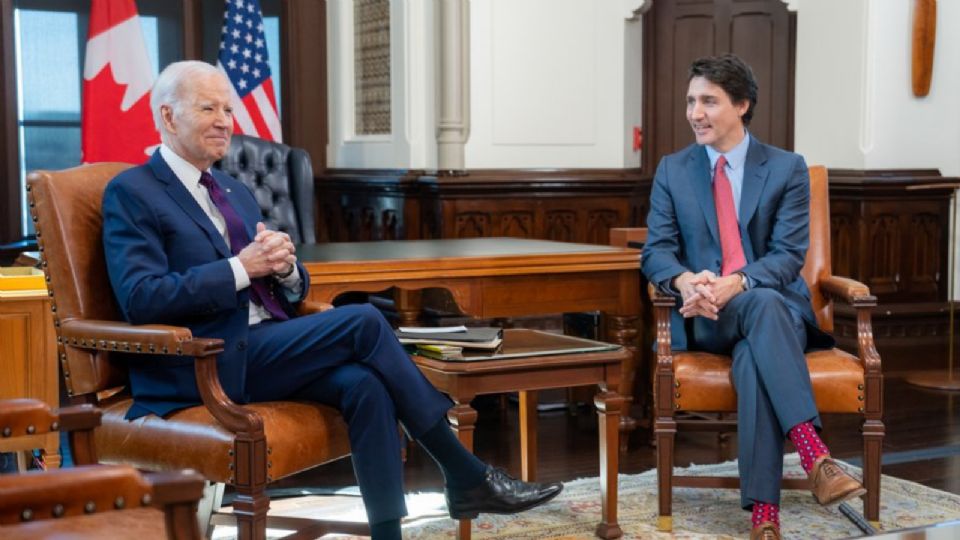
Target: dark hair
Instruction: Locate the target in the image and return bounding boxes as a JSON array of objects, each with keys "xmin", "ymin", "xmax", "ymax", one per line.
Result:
[{"xmin": 688, "ymin": 54, "xmax": 758, "ymax": 126}]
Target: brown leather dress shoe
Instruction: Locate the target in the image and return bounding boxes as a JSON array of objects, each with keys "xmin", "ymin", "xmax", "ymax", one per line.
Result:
[
  {"xmin": 810, "ymin": 456, "xmax": 867, "ymax": 505},
  {"xmin": 751, "ymin": 522, "xmax": 781, "ymax": 540}
]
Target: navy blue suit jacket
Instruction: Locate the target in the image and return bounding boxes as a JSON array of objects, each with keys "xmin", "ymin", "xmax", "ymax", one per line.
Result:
[
  {"xmin": 641, "ymin": 136, "xmax": 833, "ymax": 352},
  {"xmin": 102, "ymin": 150, "xmax": 308, "ymax": 419}
]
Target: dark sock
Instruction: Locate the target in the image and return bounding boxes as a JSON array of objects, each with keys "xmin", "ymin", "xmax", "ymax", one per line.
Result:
[
  {"xmin": 370, "ymin": 518, "xmax": 402, "ymax": 540},
  {"xmin": 416, "ymin": 417, "xmax": 488, "ymax": 489}
]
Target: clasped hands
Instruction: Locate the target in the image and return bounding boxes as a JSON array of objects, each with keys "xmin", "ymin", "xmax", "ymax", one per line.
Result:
[
  {"xmin": 237, "ymin": 222, "xmax": 297, "ymax": 279},
  {"xmin": 673, "ymin": 270, "xmax": 744, "ymax": 320}
]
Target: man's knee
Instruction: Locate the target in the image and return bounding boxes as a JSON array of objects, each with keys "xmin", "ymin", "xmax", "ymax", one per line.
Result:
[
  {"xmin": 341, "ymin": 303, "xmax": 390, "ymax": 339},
  {"xmin": 333, "ymin": 366, "xmax": 395, "ymax": 419}
]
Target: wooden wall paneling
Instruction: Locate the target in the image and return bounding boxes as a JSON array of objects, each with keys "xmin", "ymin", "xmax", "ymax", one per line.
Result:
[
  {"xmin": 180, "ymin": 0, "xmax": 202, "ymax": 60},
  {"xmin": 282, "ymin": 0, "xmax": 327, "ymax": 173},
  {"xmin": 0, "ymin": 0, "xmax": 19, "ymax": 244}
]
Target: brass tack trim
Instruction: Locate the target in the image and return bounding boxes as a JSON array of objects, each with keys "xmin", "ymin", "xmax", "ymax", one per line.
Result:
[
  {"xmin": 141, "ymin": 494, "xmax": 152, "ymax": 506},
  {"xmin": 21, "ymin": 508, "xmax": 33, "ymax": 521},
  {"xmin": 858, "ymin": 407, "xmax": 864, "ymax": 412},
  {"xmin": 267, "ymin": 475, "xmax": 273, "ymax": 482},
  {"xmin": 267, "ymin": 461, "xmax": 272, "ymax": 468},
  {"xmin": 83, "ymin": 501, "xmax": 96, "ymax": 514},
  {"xmin": 162, "ymin": 346, "xmax": 168, "ymax": 354},
  {"xmin": 114, "ymin": 496, "xmax": 126, "ymax": 509},
  {"xmin": 50, "ymin": 422, "xmax": 59, "ymax": 431},
  {"xmin": 858, "ymin": 395, "xmax": 864, "ymax": 401},
  {"xmin": 228, "ymin": 463, "xmax": 234, "ymax": 470},
  {"xmin": 674, "ymin": 381, "xmax": 680, "ymax": 388},
  {"xmin": 228, "ymin": 476, "xmax": 235, "ymax": 483},
  {"xmin": 26, "ymin": 425, "xmax": 36, "ymax": 434},
  {"xmin": 267, "ymin": 447, "xmax": 272, "ymax": 455},
  {"xmin": 674, "ymin": 403, "xmax": 680, "ymax": 410},
  {"xmin": 52, "ymin": 504, "xmax": 65, "ymax": 517},
  {"xmin": 2, "ymin": 427, "xmax": 11, "ymax": 437},
  {"xmin": 857, "ymin": 384, "xmax": 864, "ymax": 390},
  {"xmin": 674, "ymin": 392, "xmax": 681, "ymax": 398},
  {"xmin": 228, "ymin": 449, "xmax": 234, "ymax": 456}
]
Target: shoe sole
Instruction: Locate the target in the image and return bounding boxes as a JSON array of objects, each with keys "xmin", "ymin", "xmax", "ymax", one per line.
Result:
[
  {"xmin": 448, "ymin": 486, "xmax": 564, "ymax": 520},
  {"xmin": 814, "ymin": 486, "xmax": 867, "ymax": 506}
]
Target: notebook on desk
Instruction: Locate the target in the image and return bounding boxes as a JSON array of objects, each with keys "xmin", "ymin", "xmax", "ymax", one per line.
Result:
[{"xmin": 439, "ymin": 329, "xmax": 619, "ymax": 362}]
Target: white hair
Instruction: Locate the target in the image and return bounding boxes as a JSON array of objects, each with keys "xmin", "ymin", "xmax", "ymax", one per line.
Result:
[{"xmin": 150, "ymin": 61, "xmax": 227, "ymax": 133}]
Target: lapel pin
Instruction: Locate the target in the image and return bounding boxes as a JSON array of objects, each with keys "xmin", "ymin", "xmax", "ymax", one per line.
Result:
[{"xmin": 226, "ymin": 188, "xmax": 232, "ymax": 193}]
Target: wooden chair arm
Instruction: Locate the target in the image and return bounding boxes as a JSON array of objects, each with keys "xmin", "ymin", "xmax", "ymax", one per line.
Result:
[
  {"xmin": 59, "ymin": 319, "xmax": 223, "ymax": 357},
  {"xmin": 0, "ymin": 464, "xmax": 204, "ymax": 536},
  {"xmin": 819, "ymin": 275, "xmax": 876, "ymax": 307},
  {"xmin": 297, "ymin": 300, "xmax": 334, "ymax": 316},
  {"xmin": 59, "ymin": 319, "xmax": 261, "ymax": 435}
]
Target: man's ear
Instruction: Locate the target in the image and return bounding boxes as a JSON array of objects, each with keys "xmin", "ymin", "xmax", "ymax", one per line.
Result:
[{"xmin": 160, "ymin": 105, "xmax": 176, "ymax": 134}]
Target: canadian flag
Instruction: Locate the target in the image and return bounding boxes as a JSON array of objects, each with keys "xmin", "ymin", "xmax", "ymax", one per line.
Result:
[{"xmin": 81, "ymin": 0, "xmax": 159, "ymax": 164}]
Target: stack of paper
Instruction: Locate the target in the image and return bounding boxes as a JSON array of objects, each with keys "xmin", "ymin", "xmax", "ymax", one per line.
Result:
[{"xmin": 396, "ymin": 326, "xmax": 503, "ymax": 350}]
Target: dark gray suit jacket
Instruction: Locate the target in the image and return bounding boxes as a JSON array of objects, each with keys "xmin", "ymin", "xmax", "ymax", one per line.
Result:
[{"xmin": 641, "ymin": 136, "xmax": 833, "ymax": 352}]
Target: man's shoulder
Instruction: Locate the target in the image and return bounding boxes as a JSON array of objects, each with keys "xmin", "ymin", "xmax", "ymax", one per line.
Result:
[
  {"xmin": 662, "ymin": 143, "xmax": 703, "ymax": 165},
  {"xmin": 104, "ymin": 163, "xmax": 163, "ymax": 200},
  {"xmin": 749, "ymin": 137, "xmax": 805, "ymax": 167}
]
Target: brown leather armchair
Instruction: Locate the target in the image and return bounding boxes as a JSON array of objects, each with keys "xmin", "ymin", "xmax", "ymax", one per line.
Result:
[
  {"xmin": 0, "ymin": 398, "xmax": 204, "ymax": 539},
  {"xmin": 647, "ymin": 165, "xmax": 883, "ymax": 530},
  {"xmin": 26, "ymin": 163, "xmax": 365, "ymax": 539}
]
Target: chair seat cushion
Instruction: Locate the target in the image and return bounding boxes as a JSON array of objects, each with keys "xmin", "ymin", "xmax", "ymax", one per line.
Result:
[
  {"xmin": 673, "ymin": 348, "xmax": 865, "ymax": 413},
  {"xmin": 96, "ymin": 397, "xmax": 351, "ymax": 483}
]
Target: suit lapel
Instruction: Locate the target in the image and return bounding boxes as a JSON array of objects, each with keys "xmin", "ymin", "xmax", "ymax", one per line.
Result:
[
  {"xmin": 688, "ymin": 147, "xmax": 721, "ymax": 247},
  {"xmin": 738, "ymin": 137, "xmax": 769, "ymax": 231},
  {"xmin": 148, "ymin": 151, "xmax": 232, "ymax": 258}
]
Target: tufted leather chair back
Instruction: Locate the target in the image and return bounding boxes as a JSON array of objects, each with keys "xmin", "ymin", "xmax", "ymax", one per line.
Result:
[
  {"xmin": 216, "ymin": 134, "xmax": 316, "ymax": 243},
  {"xmin": 27, "ymin": 163, "xmax": 134, "ymax": 397},
  {"xmin": 799, "ymin": 165, "xmax": 832, "ymax": 332}
]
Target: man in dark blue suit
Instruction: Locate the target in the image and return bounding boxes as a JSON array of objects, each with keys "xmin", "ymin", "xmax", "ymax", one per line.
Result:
[
  {"xmin": 101, "ymin": 60, "xmax": 560, "ymax": 540},
  {"xmin": 641, "ymin": 55, "xmax": 864, "ymax": 540}
]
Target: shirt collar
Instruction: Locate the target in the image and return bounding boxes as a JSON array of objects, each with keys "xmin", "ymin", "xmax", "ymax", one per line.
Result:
[
  {"xmin": 160, "ymin": 144, "xmax": 209, "ymax": 190},
  {"xmin": 705, "ymin": 130, "xmax": 750, "ymax": 173}
]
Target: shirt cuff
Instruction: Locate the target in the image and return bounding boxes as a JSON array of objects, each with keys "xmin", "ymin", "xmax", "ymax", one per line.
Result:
[
  {"xmin": 228, "ymin": 257, "xmax": 251, "ymax": 291},
  {"xmin": 276, "ymin": 265, "xmax": 302, "ymax": 291}
]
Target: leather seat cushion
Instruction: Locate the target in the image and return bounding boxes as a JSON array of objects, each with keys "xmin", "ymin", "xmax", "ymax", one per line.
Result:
[
  {"xmin": 96, "ymin": 397, "xmax": 351, "ymax": 482},
  {"xmin": 673, "ymin": 348, "xmax": 865, "ymax": 413},
  {"xmin": 0, "ymin": 508, "xmax": 168, "ymax": 540}
]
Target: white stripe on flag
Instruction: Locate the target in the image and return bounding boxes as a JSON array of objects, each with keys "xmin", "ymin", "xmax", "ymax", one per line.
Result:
[
  {"xmin": 217, "ymin": 63, "xmax": 259, "ymax": 137},
  {"xmin": 251, "ymin": 85, "xmax": 283, "ymax": 143}
]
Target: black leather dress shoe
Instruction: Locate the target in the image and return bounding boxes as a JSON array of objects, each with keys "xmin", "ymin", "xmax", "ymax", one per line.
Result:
[{"xmin": 445, "ymin": 467, "xmax": 563, "ymax": 519}]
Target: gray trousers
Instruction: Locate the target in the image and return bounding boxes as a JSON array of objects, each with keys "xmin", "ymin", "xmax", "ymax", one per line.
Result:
[{"xmin": 689, "ymin": 288, "xmax": 821, "ymax": 508}]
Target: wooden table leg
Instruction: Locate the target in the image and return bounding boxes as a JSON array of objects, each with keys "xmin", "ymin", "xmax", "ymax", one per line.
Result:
[
  {"xmin": 393, "ymin": 288, "xmax": 423, "ymax": 327},
  {"xmin": 519, "ymin": 390, "xmax": 538, "ymax": 482},
  {"xmin": 595, "ymin": 390, "xmax": 624, "ymax": 539},
  {"xmin": 447, "ymin": 402, "xmax": 478, "ymax": 540},
  {"xmin": 605, "ymin": 313, "xmax": 640, "ymax": 451}
]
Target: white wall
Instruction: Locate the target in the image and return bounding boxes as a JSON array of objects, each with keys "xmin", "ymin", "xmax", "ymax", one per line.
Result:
[
  {"xmin": 466, "ymin": 0, "xmax": 640, "ymax": 168},
  {"xmin": 794, "ymin": 0, "xmax": 960, "ymax": 300}
]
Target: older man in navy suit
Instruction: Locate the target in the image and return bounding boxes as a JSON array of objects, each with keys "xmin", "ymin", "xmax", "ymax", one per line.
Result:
[
  {"xmin": 101, "ymin": 60, "xmax": 560, "ymax": 540},
  {"xmin": 641, "ymin": 55, "xmax": 864, "ymax": 540}
]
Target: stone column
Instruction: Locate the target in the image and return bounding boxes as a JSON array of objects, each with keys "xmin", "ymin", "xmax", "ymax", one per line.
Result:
[{"xmin": 437, "ymin": 0, "xmax": 470, "ymax": 171}]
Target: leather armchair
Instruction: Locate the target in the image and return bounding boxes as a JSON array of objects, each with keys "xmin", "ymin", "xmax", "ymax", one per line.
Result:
[
  {"xmin": 0, "ymin": 398, "xmax": 204, "ymax": 539},
  {"xmin": 216, "ymin": 134, "xmax": 317, "ymax": 243},
  {"xmin": 646, "ymin": 166, "xmax": 884, "ymax": 530},
  {"xmin": 26, "ymin": 163, "xmax": 365, "ymax": 539}
]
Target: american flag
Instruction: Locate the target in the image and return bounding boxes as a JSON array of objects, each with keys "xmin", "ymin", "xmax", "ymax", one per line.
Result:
[{"xmin": 217, "ymin": 0, "xmax": 282, "ymax": 142}]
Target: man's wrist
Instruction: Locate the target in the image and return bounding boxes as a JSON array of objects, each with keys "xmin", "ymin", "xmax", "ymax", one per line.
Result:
[
  {"xmin": 736, "ymin": 272, "xmax": 748, "ymax": 291},
  {"xmin": 276, "ymin": 264, "xmax": 295, "ymax": 279}
]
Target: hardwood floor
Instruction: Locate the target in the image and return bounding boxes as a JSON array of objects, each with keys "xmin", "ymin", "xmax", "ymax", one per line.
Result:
[{"xmin": 272, "ymin": 374, "xmax": 960, "ymax": 497}]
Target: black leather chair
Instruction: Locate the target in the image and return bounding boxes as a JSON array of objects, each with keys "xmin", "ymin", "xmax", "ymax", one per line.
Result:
[{"xmin": 216, "ymin": 134, "xmax": 316, "ymax": 243}]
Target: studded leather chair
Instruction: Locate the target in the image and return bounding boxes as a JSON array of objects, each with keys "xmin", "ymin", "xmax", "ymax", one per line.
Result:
[
  {"xmin": 647, "ymin": 165, "xmax": 884, "ymax": 530},
  {"xmin": 216, "ymin": 134, "xmax": 316, "ymax": 243},
  {"xmin": 0, "ymin": 398, "xmax": 204, "ymax": 539},
  {"xmin": 26, "ymin": 163, "xmax": 367, "ymax": 539}
]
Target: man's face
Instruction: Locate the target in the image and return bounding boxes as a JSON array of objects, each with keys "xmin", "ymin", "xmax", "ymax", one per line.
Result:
[
  {"xmin": 686, "ymin": 76, "xmax": 748, "ymax": 153},
  {"xmin": 161, "ymin": 73, "xmax": 233, "ymax": 170}
]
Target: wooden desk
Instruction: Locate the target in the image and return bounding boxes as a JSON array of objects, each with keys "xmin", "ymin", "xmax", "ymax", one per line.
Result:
[
  {"xmin": 412, "ymin": 329, "xmax": 628, "ymax": 540},
  {"xmin": 299, "ymin": 238, "xmax": 643, "ymax": 430},
  {"xmin": 0, "ymin": 292, "xmax": 60, "ymax": 468}
]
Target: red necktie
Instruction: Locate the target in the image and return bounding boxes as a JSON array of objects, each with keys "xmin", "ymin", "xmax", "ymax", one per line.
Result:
[
  {"xmin": 199, "ymin": 172, "xmax": 289, "ymax": 321},
  {"xmin": 712, "ymin": 156, "xmax": 746, "ymax": 276}
]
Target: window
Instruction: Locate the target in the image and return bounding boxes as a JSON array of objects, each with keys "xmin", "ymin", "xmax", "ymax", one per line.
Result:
[{"xmin": 12, "ymin": 0, "xmax": 180, "ymax": 236}]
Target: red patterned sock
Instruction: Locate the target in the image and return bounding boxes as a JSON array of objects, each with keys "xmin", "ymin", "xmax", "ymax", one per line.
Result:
[
  {"xmin": 788, "ymin": 421, "xmax": 831, "ymax": 473},
  {"xmin": 752, "ymin": 502, "xmax": 780, "ymax": 528}
]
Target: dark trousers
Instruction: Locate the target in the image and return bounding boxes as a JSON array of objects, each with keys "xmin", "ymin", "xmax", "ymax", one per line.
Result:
[
  {"xmin": 244, "ymin": 303, "xmax": 452, "ymax": 523},
  {"xmin": 689, "ymin": 288, "xmax": 820, "ymax": 508}
]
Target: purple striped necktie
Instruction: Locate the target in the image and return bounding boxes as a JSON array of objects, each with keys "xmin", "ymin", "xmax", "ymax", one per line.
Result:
[{"xmin": 199, "ymin": 172, "xmax": 289, "ymax": 321}]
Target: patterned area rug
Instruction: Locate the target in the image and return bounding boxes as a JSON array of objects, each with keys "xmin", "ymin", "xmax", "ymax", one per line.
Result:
[{"xmin": 214, "ymin": 454, "xmax": 960, "ymax": 539}]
